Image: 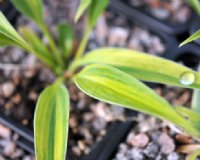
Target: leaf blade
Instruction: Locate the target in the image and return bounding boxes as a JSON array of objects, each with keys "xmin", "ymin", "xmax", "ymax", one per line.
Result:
[
  {"xmin": 58, "ymin": 23, "xmax": 74, "ymax": 58},
  {"xmin": 20, "ymin": 27, "xmax": 56, "ymax": 68},
  {"xmin": 11, "ymin": 0, "xmax": 44, "ymax": 25},
  {"xmin": 0, "ymin": 11, "xmax": 31, "ymax": 50},
  {"xmin": 75, "ymin": 65, "xmax": 182, "ymax": 124},
  {"xmin": 188, "ymin": 0, "xmax": 200, "ymax": 15},
  {"xmin": 74, "ymin": 64, "xmax": 200, "ymax": 137},
  {"xmin": 75, "ymin": 0, "xmax": 92, "ymax": 22},
  {"xmin": 180, "ymin": 29, "xmax": 200, "ymax": 47},
  {"xmin": 87, "ymin": 0, "xmax": 109, "ymax": 27},
  {"xmin": 75, "ymin": 48, "xmax": 200, "ymax": 89},
  {"xmin": 34, "ymin": 79, "xmax": 69, "ymax": 160}
]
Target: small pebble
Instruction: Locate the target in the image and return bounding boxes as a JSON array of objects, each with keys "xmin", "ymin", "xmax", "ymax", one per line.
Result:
[
  {"xmin": 108, "ymin": 27, "xmax": 129, "ymax": 47},
  {"xmin": 3, "ymin": 141, "xmax": 16, "ymax": 156},
  {"xmin": 144, "ymin": 142, "xmax": 159, "ymax": 158},
  {"xmin": 158, "ymin": 133, "xmax": 175, "ymax": 154},
  {"xmin": 129, "ymin": 148, "xmax": 144, "ymax": 160},
  {"xmin": 167, "ymin": 152, "xmax": 180, "ymax": 160},
  {"xmin": 0, "ymin": 125, "xmax": 11, "ymax": 139},
  {"xmin": 127, "ymin": 133, "xmax": 149, "ymax": 148},
  {"xmin": 1, "ymin": 82, "xmax": 15, "ymax": 98}
]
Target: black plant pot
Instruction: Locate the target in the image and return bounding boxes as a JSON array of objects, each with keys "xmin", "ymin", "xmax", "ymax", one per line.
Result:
[
  {"xmin": 0, "ymin": 0, "xmax": 19, "ymax": 25},
  {"xmin": 110, "ymin": 0, "xmax": 196, "ymax": 35},
  {"xmin": 109, "ymin": 0, "xmax": 178, "ymax": 55},
  {"xmin": 164, "ymin": 43, "xmax": 200, "ymax": 70}
]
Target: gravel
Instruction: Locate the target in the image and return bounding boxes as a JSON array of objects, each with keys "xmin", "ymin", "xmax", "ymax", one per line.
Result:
[
  {"xmin": 127, "ymin": 0, "xmax": 192, "ymax": 24},
  {"xmin": 88, "ymin": 10, "xmax": 166, "ymax": 56},
  {"xmin": 0, "ymin": 0, "xmax": 199, "ymax": 159},
  {"xmin": 0, "ymin": 124, "xmax": 35, "ymax": 160}
]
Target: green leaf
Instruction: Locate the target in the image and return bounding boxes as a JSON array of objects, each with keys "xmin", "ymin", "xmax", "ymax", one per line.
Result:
[
  {"xmin": 34, "ymin": 79, "xmax": 69, "ymax": 160},
  {"xmin": 58, "ymin": 23, "xmax": 74, "ymax": 58},
  {"xmin": 74, "ymin": 64, "xmax": 200, "ymax": 137},
  {"xmin": 0, "ymin": 11, "xmax": 31, "ymax": 50},
  {"xmin": 11, "ymin": 0, "xmax": 44, "ymax": 26},
  {"xmin": 20, "ymin": 27, "xmax": 56, "ymax": 68},
  {"xmin": 75, "ymin": 0, "xmax": 109, "ymax": 28},
  {"xmin": 188, "ymin": 0, "xmax": 200, "ymax": 15},
  {"xmin": 74, "ymin": 48, "xmax": 200, "ymax": 90},
  {"xmin": 0, "ymin": 33, "xmax": 17, "ymax": 46},
  {"xmin": 187, "ymin": 148, "xmax": 200, "ymax": 160},
  {"xmin": 88, "ymin": 0, "xmax": 109, "ymax": 28},
  {"xmin": 175, "ymin": 106, "xmax": 200, "ymax": 137},
  {"xmin": 175, "ymin": 106, "xmax": 200, "ymax": 123},
  {"xmin": 75, "ymin": 0, "xmax": 92, "ymax": 22},
  {"xmin": 180, "ymin": 29, "xmax": 200, "ymax": 47}
]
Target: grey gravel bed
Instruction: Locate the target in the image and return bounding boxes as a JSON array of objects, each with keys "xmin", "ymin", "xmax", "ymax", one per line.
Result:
[{"xmin": 88, "ymin": 10, "xmax": 166, "ymax": 56}]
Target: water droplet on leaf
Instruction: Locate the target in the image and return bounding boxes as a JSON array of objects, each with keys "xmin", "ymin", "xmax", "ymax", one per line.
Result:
[{"xmin": 179, "ymin": 72, "xmax": 195, "ymax": 86}]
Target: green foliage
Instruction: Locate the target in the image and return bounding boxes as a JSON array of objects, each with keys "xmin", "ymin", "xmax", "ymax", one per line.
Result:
[
  {"xmin": 20, "ymin": 27, "xmax": 56, "ymax": 69},
  {"xmin": 180, "ymin": 0, "xmax": 200, "ymax": 47},
  {"xmin": 187, "ymin": 148, "xmax": 200, "ymax": 160},
  {"xmin": 180, "ymin": 29, "xmax": 200, "ymax": 47},
  {"xmin": 75, "ymin": 0, "xmax": 92, "ymax": 22},
  {"xmin": 74, "ymin": 48, "xmax": 200, "ymax": 89},
  {"xmin": 87, "ymin": 0, "xmax": 109, "ymax": 28},
  {"xmin": 34, "ymin": 79, "xmax": 69, "ymax": 160},
  {"xmin": 2, "ymin": 0, "xmax": 200, "ymax": 159},
  {"xmin": 188, "ymin": 0, "xmax": 200, "ymax": 15},
  {"xmin": 0, "ymin": 11, "xmax": 31, "ymax": 50},
  {"xmin": 11, "ymin": 0, "xmax": 44, "ymax": 26},
  {"xmin": 74, "ymin": 64, "xmax": 200, "ymax": 137},
  {"xmin": 75, "ymin": 0, "xmax": 109, "ymax": 28},
  {"xmin": 58, "ymin": 23, "xmax": 74, "ymax": 58},
  {"xmin": 74, "ymin": 64, "xmax": 178, "ymax": 120}
]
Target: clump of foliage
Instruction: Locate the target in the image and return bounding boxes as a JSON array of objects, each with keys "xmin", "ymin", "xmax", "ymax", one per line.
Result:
[{"xmin": 1, "ymin": 0, "xmax": 200, "ymax": 159}]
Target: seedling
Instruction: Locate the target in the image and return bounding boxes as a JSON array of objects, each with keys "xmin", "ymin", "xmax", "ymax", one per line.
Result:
[{"xmin": 1, "ymin": 0, "xmax": 200, "ymax": 159}]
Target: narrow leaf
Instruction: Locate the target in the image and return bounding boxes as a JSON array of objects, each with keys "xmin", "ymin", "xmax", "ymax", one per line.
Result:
[
  {"xmin": 88, "ymin": 0, "xmax": 109, "ymax": 28},
  {"xmin": 0, "ymin": 11, "xmax": 31, "ymax": 50},
  {"xmin": 75, "ymin": 48, "xmax": 200, "ymax": 90},
  {"xmin": 187, "ymin": 148, "xmax": 200, "ymax": 160},
  {"xmin": 20, "ymin": 27, "xmax": 56, "ymax": 68},
  {"xmin": 75, "ymin": 0, "xmax": 91, "ymax": 22},
  {"xmin": 175, "ymin": 106, "xmax": 200, "ymax": 123},
  {"xmin": 75, "ymin": 0, "xmax": 109, "ymax": 28},
  {"xmin": 0, "ymin": 33, "xmax": 18, "ymax": 46},
  {"xmin": 175, "ymin": 106, "xmax": 200, "ymax": 135},
  {"xmin": 11, "ymin": 0, "xmax": 44, "ymax": 25},
  {"xmin": 74, "ymin": 64, "xmax": 200, "ymax": 137},
  {"xmin": 58, "ymin": 23, "xmax": 74, "ymax": 58},
  {"xmin": 188, "ymin": 0, "xmax": 200, "ymax": 15},
  {"xmin": 180, "ymin": 29, "xmax": 200, "ymax": 47},
  {"xmin": 34, "ymin": 79, "xmax": 69, "ymax": 160}
]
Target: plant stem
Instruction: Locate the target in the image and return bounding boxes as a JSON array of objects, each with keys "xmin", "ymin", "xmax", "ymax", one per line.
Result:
[
  {"xmin": 40, "ymin": 24, "xmax": 64, "ymax": 69},
  {"xmin": 74, "ymin": 26, "xmax": 91, "ymax": 61},
  {"xmin": 67, "ymin": 26, "xmax": 91, "ymax": 73}
]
